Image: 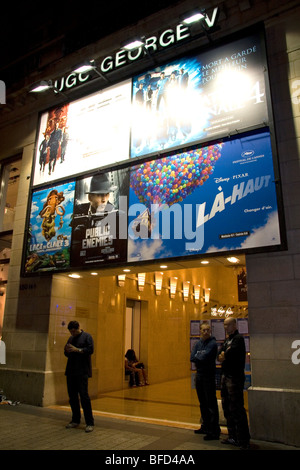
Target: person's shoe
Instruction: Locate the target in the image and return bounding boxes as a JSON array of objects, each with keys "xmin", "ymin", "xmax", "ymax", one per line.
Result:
[
  {"xmin": 221, "ymin": 437, "xmax": 238, "ymax": 446},
  {"xmin": 85, "ymin": 425, "xmax": 94, "ymax": 433},
  {"xmin": 65, "ymin": 422, "xmax": 79, "ymax": 429},
  {"xmin": 203, "ymin": 434, "xmax": 220, "ymax": 440},
  {"xmin": 194, "ymin": 427, "xmax": 207, "ymax": 434}
]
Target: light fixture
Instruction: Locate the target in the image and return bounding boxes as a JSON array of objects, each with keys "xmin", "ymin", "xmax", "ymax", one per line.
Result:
[
  {"xmin": 30, "ymin": 79, "xmax": 68, "ymax": 97},
  {"xmin": 73, "ymin": 61, "xmax": 96, "ymax": 74},
  {"xmin": 122, "ymin": 38, "xmax": 144, "ymax": 50},
  {"xmin": 227, "ymin": 257, "xmax": 240, "ymax": 263},
  {"xmin": 160, "ymin": 265, "xmax": 168, "ymax": 269},
  {"xmin": 123, "ymin": 268, "xmax": 131, "ymax": 272},
  {"xmin": 193, "ymin": 285, "xmax": 201, "ymax": 304},
  {"xmin": 182, "ymin": 11, "xmax": 205, "ymax": 24},
  {"xmin": 170, "ymin": 277, "xmax": 178, "ymax": 299},
  {"xmin": 204, "ymin": 288, "xmax": 211, "ymax": 302},
  {"xmin": 90, "ymin": 272, "xmax": 98, "ymax": 276},
  {"xmin": 155, "ymin": 272, "xmax": 163, "ymax": 295},
  {"xmin": 117, "ymin": 274, "xmax": 126, "ymax": 287},
  {"xmin": 30, "ymin": 80, "xmax": 53, "ymax": 93},
  {"xmin": 73, "ymin": 60, "xmax": 108, "ymax": 81},
  {"xmin": 201, "ymin": 260, "xmax": 209, "ymax": 265},
  {"xmin": 183, "ymin": 281, "xmax": 190, "ymax": 301},
  {"xmin": 137, "ymin": 273, "xmax": 146, "ymax": 291},
  {"xmin": 68, "ymin": 273, "xmax": 81, "ymax": 279}
]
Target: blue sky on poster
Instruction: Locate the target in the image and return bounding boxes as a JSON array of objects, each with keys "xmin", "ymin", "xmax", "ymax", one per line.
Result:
[{"xmin": 128, "ymin": 131, "xmax": 280, "ymax": 262}]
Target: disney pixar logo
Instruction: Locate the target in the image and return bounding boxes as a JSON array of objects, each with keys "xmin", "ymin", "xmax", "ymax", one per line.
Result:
[{"xmin": 0, "ymin": 80, "xmax": 6, "ymax": 104}]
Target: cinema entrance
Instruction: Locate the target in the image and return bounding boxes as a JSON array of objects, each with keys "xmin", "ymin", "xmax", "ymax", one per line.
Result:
[{"xmin": 53, "ymin": 253, "xmax": 249, "ymax": 428}]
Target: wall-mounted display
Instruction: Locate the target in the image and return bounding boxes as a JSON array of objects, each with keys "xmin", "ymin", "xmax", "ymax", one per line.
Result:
[
  {"xmin": 24, "ymin": 181, "xmax": 75, "ymax": 273},
  {"xmin": 70, "ymin": 168, "xmax": 130, "ymax": 267},
  {"xmin": 128, "ymin": 130, "xmax": 281, "ymax": 263},
  {"xmin": 32, "ymin": 80, "xmax": 132, "ymax": 187},
  {"xmin": 131, "ymin": 32, "xmax": 268, "ymax": 159}
]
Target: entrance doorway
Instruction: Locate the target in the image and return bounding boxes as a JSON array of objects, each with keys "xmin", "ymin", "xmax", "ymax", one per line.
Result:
[{"xmin": 125, "ymin": 300, "xmax": 141, "ymax": 356}]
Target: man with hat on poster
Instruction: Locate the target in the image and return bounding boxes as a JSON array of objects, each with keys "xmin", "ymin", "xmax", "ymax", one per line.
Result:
[{"xmin": 70, "ymin": 172, "xmax": 126, "ymax": 266}]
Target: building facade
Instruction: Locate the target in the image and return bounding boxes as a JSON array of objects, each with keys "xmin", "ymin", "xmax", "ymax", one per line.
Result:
[{"xmin": 0, "ymin": 0, "xmax": 300, "ymax": 447}]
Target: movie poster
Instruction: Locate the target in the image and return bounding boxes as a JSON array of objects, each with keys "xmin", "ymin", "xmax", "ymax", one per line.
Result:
[
  {"xmin": 127, "ymin": 130, "xmax": 281, "ymax": 262},
  {"xmin": 70, "ymin": 168, "xmax": 129, "ymax": 267},
  {"xmin": 131, "ymin": 32, "xmax": 268, "ymax": 158},
  {"xmin": 24, "ymin": 182, "xmax": 75, "ymax": 273},
  {"xmin": 32, "ymin": 80, "xmax": 132, "ymax": 187}
]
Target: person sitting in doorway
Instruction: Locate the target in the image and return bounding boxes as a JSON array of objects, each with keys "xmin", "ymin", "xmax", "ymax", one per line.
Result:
[{"xmin": 125, "ymin": 349, "xmax": 149, "ymax": 387}]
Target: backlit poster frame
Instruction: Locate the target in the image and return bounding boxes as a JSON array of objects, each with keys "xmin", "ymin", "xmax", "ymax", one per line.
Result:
[
  {"xmin": 24, "ymin": 181, "xmax": 75, "ymax": 273},
  {"xmin": 130, "ymin": 31, "xmax": 269, "ymax": 159},
  {"xmin": 22, "ymin": 27, "xmax": 286, "ymax": 276},
  {"xmin": 32, "ymin": 80, "xmax": 132, "ymax": 188},
  {"xmin": 70, "ymin": 167, "xmax": 130, "ymax": 267},
  {"xmin": 127, "ymin": 129, "xmax": 282, "ymax": 263}
]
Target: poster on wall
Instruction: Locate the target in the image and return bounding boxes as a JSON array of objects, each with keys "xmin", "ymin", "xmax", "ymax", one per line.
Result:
[
  {"xmin": 24, "ymin": 181, "xmax": 75, "ymax": 273},
  {"xmin": 131, "ymin": 32, "xmax": 268, "ymax": 159},
  {"xmin": 70, "ymin": 168, "xmax": 130, "ymax": 267},
  {"xmin": 32, "ymin": 80, "xmax": 132, "ymax": 187},
  {"xmin": 127, "ymin": 130, "xmax": 281, "ymax": 263}
]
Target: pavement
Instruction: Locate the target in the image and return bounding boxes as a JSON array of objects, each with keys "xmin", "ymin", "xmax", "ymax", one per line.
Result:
[{"xmin": 0, "ymin": 402, "xmax": 299, "ymax": 458}]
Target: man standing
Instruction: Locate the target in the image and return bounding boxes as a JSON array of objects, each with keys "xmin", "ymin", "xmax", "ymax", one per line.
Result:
[
  {"xmin": 64, "ymin": 321, "xmax": 94, "ymax": 432},
  {"xmin": 190, "ymin": 322, "xmax": 220, "ymax": 440},
  {"xmin": 218, "ymin": 317, "xmax": 250, "ymax": 449}
]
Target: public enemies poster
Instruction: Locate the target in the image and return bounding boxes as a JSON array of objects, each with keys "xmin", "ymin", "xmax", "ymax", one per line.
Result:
[
  {"xmin": 70, "ymin": 169, "xmax": 130, "ymax": 266},
  {"xmin": 24, "ymin": 181, "xmax": 75, "ymax": 273}
]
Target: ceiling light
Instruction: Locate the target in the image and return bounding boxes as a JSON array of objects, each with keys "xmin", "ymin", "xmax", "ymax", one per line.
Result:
[
  {"xmin": 160, "ymin": 265, "xmax": 168, "ymax": 269},
  {"xmin": 201, "ymin": 260, "xmax": 209, "ymax": 264},
  {"xmin": 90, "ymin": 272, "xmax": 98, "ymax": 276},
  {"xmin": 68, "ymin": 273, "xmax": 81, "ymax": 279},
  {"xmin": 182, "ymin": 12, "xmax": 205, "ymax": 24},
  {"xmin": 227, "ymin": 257, "xmax": 240, "ymax": 263},
  {"xmin": 123, "ymin": 268, "xmax": 131, "ymax": 272}
]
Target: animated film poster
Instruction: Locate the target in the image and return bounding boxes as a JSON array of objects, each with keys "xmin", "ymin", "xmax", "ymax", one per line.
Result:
[
  {"xmin": 127, "ymin": 130, "xmax": 281, "ymax": 263},
  {"xmin": 24, "ymin": 181, "xmax": 75, "ymax": 273},
  {"xmin": 32, "ymin": 80, "xmax": 132, "ymax": 187},
  {"xmin": 131, "ymin": 32, "xmax": 269, "ymax": 159},
  {"xmin": 70, "ymin": 168, "xmax": 130, "ymax": 267}
]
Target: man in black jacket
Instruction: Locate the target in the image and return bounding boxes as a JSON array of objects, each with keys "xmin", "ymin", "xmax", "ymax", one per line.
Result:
[
  {"xmin": 64, "ymin": 321, "xmax": 94, "ymax": 432},
  {"xmin": 190, "ymin": 322, "xmax": 220, "ymax": 440},
  {"xmin": 218, "ymin": 317, "xmax": 250, "ymax": 449}
]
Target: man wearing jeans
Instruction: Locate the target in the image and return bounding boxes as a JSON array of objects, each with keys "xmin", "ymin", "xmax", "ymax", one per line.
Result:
[
  {"xmin": 64, "ymin": 321, "xmax": 94, "ymax": 432},
  {"xmin": 218, "ymin": 317, "xmax": 250, "ymax": 450}
]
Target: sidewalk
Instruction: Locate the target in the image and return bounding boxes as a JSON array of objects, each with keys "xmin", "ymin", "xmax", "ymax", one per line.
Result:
[{"xmin": 0, "ymin": 403, "xmax": 299, "ymax": 453}]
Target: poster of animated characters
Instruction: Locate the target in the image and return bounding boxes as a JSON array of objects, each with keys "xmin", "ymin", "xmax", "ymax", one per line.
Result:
[
  {"xmin": 24, "ymin": 181, "xmax": 75, "ymax": 273},
  {"xmin": 128, "ymin": 130, "xmax": 281, "ymax": 262}
]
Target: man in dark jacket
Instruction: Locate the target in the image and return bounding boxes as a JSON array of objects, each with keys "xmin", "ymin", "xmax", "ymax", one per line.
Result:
[
  {"xmin": 190, "ymin": 322, "xmax": 220, "ymax": 440},
  {"xmin": 218, "ymin": 317, "xmax": 250, "ymax": 449},
  {"xmin": 64, "ymin": 321, "xmax": 94, "ymax": 432}
]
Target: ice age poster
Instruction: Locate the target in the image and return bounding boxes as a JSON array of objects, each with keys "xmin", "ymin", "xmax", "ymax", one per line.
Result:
[
  {"xmin": 131, "ymin": 32, "xmax": 268, "ymax": 159},
  {"xmin": 24, "ymin": 182, "xmax": 75, "ymax": 273},
  {"xmin": 127, "ymin": 130, "xmax": 281, "ymax": 262}
]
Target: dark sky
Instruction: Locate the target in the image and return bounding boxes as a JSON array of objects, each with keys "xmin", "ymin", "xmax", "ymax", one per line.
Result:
[{"xmin": 1, "ymin": 0, "xmax": 180, "ymax": 65}]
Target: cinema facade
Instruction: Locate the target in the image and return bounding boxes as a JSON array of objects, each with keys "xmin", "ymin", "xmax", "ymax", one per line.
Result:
[{"xmin": 0, "ymin": 0, "xmax": 299, "ymax": 447}]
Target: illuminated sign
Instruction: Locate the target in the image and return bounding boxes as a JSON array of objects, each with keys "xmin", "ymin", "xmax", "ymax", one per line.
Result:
[{"xmin": 100, "ymin": 8, "xmax": 219, "ymax": 74}]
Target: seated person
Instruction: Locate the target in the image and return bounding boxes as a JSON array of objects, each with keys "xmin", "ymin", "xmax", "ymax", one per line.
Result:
[{"xmin": 125, "ymin": 349, "xmax": 149, "ymax": 387}]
